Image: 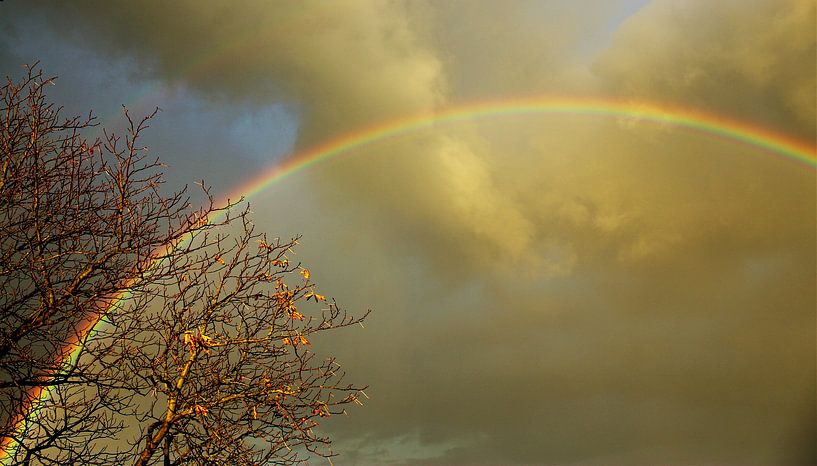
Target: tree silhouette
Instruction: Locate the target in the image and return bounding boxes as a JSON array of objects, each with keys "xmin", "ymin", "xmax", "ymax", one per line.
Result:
[{"xmin": 0, "ymin": 64, "xmax": 368, "ymax": 465}]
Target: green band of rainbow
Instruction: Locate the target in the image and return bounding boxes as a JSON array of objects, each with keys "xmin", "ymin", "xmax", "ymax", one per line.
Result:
[{"xmin": 2, "ymin": 96, "xmax": 814, "ymax": 460}]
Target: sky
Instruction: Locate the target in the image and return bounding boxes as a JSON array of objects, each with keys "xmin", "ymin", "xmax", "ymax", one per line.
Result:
[{"xmin": 1, "ymin": 1, "xmax": 815, "ymax": 464}]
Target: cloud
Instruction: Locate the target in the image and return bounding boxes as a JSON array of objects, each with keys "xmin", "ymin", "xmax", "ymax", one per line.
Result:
[
  {"xmin": 593, "ymin": 0, "xmax": 816, "ymax": 140},
  {"xmin": 3, "ymin": 1, "xmax": 814, "ymax": 463}
]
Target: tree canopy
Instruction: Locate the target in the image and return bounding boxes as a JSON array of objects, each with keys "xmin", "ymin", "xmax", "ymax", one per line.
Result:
[{"xmin": 0, "ymin": 65, "xmax": 368, "ymax": 465}]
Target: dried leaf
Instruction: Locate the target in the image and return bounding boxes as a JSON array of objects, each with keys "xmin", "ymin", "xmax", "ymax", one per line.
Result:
[{"xmin": 193, "ymin": 404, "xmax": 208, "ymax": 417}]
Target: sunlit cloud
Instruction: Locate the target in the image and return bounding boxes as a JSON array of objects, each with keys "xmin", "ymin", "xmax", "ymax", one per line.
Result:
[{"xmin": 1, "ymin": 0, "xmax": 813, "ymax": 463}]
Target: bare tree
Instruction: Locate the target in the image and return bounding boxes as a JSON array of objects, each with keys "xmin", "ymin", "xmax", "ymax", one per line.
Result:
[{"xmin": 1, "ymin": 64, "xmax": 368, "ymax": 465}]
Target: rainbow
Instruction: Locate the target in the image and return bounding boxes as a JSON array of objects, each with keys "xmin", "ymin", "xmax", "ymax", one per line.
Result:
[
  {"xmin": 229, "ymin": 97, "xmax": 816, "ymax": 203},
  {"xmin": 2, "ymin": 96, "xmax": 815, "ymax": 461}
]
